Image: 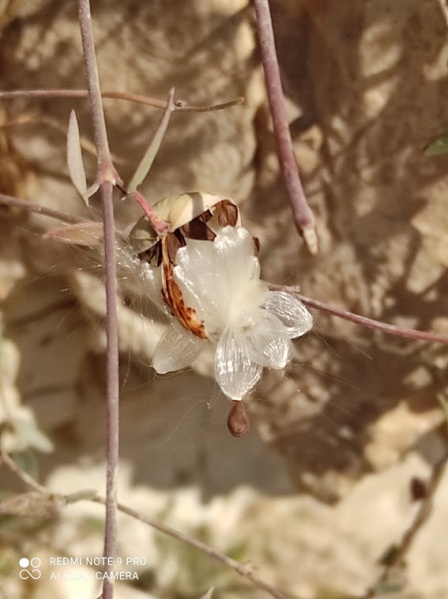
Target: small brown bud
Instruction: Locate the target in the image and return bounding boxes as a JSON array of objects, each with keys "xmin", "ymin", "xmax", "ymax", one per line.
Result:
[
  {"xmin": 227, "ymin": 401, "xmax": 250, "ymax": 437},
  {"xmin": 410, "ymin": 476, "xmax": 427, "ymax": 501}
]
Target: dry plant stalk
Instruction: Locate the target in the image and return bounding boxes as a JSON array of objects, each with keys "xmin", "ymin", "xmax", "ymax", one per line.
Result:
[{"xmin": 77, "ymin": 1, "xmax": 120, "ymax": 596}]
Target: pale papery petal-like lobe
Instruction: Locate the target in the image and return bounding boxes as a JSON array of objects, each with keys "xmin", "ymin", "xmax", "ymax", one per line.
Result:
[
  {"xmin": 174, "ymin": 227, "xmax": 264, "ymax": 335},
  {"xmin": 174, "ymin": 240, "xmax": 225, "ymax": 327},
  {"xmin": 115, "ymin": 243, "xmax": 169, "ymax": 315},
  {"xmin": 152, "ymin": 322, "xmax": 204, "ymax": 374},
  {"xmin": 213, "ymin": 226, "xmax": 260, "ymax": 285},
  {"xmin": 263, "ymin": 291, "xmax": 313, "ymax": 338},
  {"xmin": 215, "ymin": 328, "xmax": 262, "ymax": 400},
  {"xmin": 247, "ymin": 311, "xmax": 291, "ymax": 369}
]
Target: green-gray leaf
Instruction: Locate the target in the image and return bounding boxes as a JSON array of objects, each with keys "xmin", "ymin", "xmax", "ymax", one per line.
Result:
[{"xmin": 424, "ymin": 133, "xmax": 448, "ymax": 156}]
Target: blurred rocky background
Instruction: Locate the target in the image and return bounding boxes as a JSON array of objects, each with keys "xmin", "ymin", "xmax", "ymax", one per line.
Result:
[{"xmin": 1, "ymin": 0, "xmax": 448, "ymax": 597}]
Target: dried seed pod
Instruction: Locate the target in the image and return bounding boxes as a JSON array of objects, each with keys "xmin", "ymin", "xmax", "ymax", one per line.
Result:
[
  {"xmin": 129, "ymin": 193, "xmax": 239, "ymax": 254},
  {"xmin": 161, "ymin": 233, "xmax": 207, "ymax": 339},
  {"xmin": 153, "ymin": 192, "xmax": 237, "ymax": 232},
  {"xmin": 206, "ymin": 199, "xmax": 241, "ymax": 233}
]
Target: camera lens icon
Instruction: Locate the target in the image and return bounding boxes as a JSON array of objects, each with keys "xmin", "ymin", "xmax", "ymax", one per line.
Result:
[{"xmin": 19, "ymin": 557, "xmax": 42, "ymax": 580}]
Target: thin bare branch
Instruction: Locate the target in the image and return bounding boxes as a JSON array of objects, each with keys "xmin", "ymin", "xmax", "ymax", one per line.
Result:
[
  {"xmin": 253, "ymin": 0, "xmax": 318, "ymax": 255},
  {"xmin": 363, "ymin": 452, "xmax": 448, "ymax": 598},
  {"xmin": 92, "ymin": 497, "xmax": 287, "ymax": 599},
  {"xmin": 77, "ymin": 7, "xmax": 115, "ymax": 182},
  {"xmin": 93, "ymin": 497, "xmax": 291, "ymax": 599},
  {"xmin": 173, "ymin": 96, "xmax": 244, "ymax": 112},
  {"xmin": 0, "ymin": 193, "xmax": 85, "ymax": 224},
  {"xmin": 77, "ymin": 1, "xmax": 120, "ymax": 596},
  {"xmin": 131, "ymin": 190, "xmax": 169, "ymax": 234},
  {"xmin": 0, "ymin": 450, "xmax": 49, "ymax": 495},
  {"xmin": 0, "ymin": 88, "xmax": 244, "ymax": 112},
  {"xmin": 286, "ymin": 289, "xmax": 448, "ymax": 345}
]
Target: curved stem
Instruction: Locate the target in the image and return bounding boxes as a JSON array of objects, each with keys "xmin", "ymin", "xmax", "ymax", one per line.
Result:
[
  {"xmin": 293, "ymin": 291, "xmax": 448, "ymax": 345},
  {"xmin": 253, "ymin": 0, "xmax": 318, "ymax": 255}
]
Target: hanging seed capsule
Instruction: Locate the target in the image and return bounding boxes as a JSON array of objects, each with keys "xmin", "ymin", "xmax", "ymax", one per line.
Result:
[{"xmin": 227, "ymin": 400, "xmax": 250, "ymax": 437}]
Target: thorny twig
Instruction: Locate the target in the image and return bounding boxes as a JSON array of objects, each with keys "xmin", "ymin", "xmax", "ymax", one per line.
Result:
[
  {"xmin": 77, "ymin": 1, "xmax": 120, "ymax": 597},
  {"xmin": 253, "ymin": 0, "xmax": 318, "ymax": 255},
  {"xmin": 0, "ymin": 452, "xmax": 292, "ymax": 599}
]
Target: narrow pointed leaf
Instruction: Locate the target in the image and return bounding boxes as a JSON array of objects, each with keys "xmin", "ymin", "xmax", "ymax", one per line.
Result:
[
  {"xmin": 424, "ymin": 133, "xmax": 448, "ymax": 156},
  {"xmin": 67, "ymin": 110, "xmax": 89, "ymax": 204},
  {"xmin": 127, "ymin": 88, "xmax": 175, "ymax": 193}
]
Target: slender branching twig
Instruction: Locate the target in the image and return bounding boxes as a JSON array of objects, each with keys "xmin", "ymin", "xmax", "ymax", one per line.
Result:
[
  {"xmin": 0, "ymin": 450, "xmax": 49, "ymax": 495},
  {"xmin": 364, "ymin": 403, "xmax": 448, "ymax": 597},
  {"xmin": 76, "ymin": 2, "xmax": 120, "ymax": 597},
  {"xmin": 0, "ymin": 193, "xmax": 84, "ymax": 224},
  {"xmin": 0, "ymin": 88, "xmax": 244, "ymax": 112},
  {"xmin": 253, "ymin": 0, "xmax": 318, "ymax": 255},
  {"xmin": 0, "ymin": 452, "xmax": 292, "ymax": 599},
  {"xmin": 93, "ymin": 497, "xmax": 291, "ymax": 599},
  {"xmin": 363, "ymin": 451, "xmax": 448, "ymax": 598}
]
